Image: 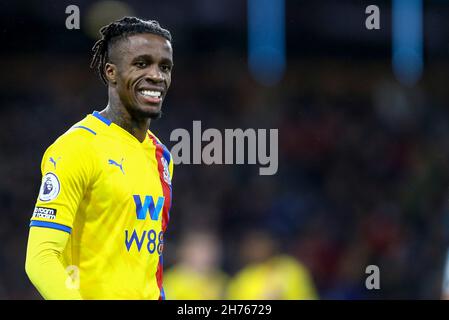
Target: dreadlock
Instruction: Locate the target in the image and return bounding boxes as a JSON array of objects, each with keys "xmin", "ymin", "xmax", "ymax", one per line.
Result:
[{"xmin": 90, "ymin": 16, "xmax": 172, "ymax": 84}]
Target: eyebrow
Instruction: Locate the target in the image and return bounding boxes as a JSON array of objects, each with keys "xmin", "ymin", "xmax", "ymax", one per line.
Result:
[{"xmin": 132, "ymin": 54, "xmax": 173, "ymax": 65}]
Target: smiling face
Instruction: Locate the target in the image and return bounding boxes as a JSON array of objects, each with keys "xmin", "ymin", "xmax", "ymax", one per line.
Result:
[{"xmin": 105, "ymin": 33, "xmax": 173, "ymax": 120}]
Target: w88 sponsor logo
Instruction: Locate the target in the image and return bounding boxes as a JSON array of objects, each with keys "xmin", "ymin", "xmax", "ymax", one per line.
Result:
[{"xmin": 125, "ymin": 229, "xmax": 163, "ymax": 255}]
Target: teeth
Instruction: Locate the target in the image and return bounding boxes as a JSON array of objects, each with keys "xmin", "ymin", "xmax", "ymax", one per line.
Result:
[{"xmin": 140, "ymin": 90, "xmax": 161, "ymax": 98}]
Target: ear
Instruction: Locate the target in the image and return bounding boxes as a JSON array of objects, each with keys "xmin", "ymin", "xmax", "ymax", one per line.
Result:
[{"xmin": 104, "ymin": 63, "xmax": 117, "ymax": 85}]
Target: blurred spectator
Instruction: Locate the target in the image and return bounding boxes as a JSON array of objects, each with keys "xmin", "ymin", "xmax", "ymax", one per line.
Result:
[
  {"xmin": 441, "ymin": 249, "xmax": 449, "ymax": 300},
  {"xmin": 227, "ymin": 230, "xmax": 318, "ymax": 300},
  {"xmin": 164, "ymin": 230, "xmax": 228, "ymax": 300}
]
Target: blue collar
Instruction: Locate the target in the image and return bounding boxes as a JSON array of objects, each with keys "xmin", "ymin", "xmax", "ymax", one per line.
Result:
[{"xmin": 92, "ymin": 111, "xmax": 112, "ymax": 126}]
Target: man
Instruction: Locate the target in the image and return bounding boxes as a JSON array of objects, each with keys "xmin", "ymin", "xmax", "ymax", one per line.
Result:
[{"xmin": 25, "ymin": 17, "xmax": 174, "ymax": 300}]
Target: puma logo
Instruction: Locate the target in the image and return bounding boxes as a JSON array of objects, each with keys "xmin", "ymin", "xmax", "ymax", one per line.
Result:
[{"xmin": 108, "ymin": 158, "xmax": 125, "ymax": 174}]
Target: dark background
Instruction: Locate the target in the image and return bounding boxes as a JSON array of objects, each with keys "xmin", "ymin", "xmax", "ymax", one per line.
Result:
[{"xmin": 1, "ymin": 0, "xmax": 449, "ymax": 299}]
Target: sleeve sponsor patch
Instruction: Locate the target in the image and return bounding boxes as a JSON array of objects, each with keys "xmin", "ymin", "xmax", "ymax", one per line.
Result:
[
  {"xmin": 38, "ymin": 172, "xmax": 60, "ymax": 201},
  {"xmin": 32, "ymin": 206, "xmax": 57, "ymax": 220}
]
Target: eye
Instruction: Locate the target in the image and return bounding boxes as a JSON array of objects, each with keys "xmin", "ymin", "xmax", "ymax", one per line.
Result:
[
  {"xmin": 161, "ymin": 64, "xmax": 172, "ymax": 73},
  {"xmin": 134, "ymin": 61, "xmax": 147, "ymax": 68}
]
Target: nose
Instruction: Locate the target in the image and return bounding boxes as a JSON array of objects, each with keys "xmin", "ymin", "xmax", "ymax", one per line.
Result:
[{"xmin": 145, "ymin": 65, "xmax": 164, "ymax": 83}]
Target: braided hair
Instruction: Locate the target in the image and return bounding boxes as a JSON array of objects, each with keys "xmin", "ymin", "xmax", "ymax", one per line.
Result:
[{"xmin": 90, "ymin": 16, "xmax": 172, "ymax": 84}]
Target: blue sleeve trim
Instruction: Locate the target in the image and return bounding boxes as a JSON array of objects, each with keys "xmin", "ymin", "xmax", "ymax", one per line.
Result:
[
  {"xmin": 92, "ymin": 111, "xmax": 112, "ymax": 126},
  {"xmin": 73, "ymin": 125, "xmax": 96, "ymax": 135},
  {"xmin": 30, "ymin": 221, "xmax": 72, "ymax": 234}
]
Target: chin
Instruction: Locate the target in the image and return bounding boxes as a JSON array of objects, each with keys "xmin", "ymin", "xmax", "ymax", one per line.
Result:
[
  {"xmin": 125, "ymin": 97, "xmax": 164, "ymax": 120},
  {"xmin": 148, "ymin": 110, "xmax": 162, "ymax": 120},
  {"xmin": 138, "ymin": 104, "xmax": 163, "ymax": 120}
]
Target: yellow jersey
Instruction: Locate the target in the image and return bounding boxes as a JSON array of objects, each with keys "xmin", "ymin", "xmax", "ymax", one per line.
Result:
[{"xmin": 29, "ymin": 111, "xmax": 173, "ymax": 299}]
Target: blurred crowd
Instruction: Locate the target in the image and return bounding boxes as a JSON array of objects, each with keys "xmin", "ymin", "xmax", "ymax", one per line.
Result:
[{"xmin": 1, "ymin": 0, "xmax": 449, "ymax": 300}]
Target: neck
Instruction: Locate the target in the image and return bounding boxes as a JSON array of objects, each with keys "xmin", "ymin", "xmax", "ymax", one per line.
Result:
[{"xmin": 100, "ymin": 92, "xmax": 150, "ymax": 143}]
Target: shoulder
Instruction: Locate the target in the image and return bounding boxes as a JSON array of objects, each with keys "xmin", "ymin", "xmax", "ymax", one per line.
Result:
[
  {"xmin": 42, "ymin": 116, "xmax": 100, "ymax": 172},
  {"xmin": 48, "ymin": 116, "xmax": 98, "ymax": 153}
]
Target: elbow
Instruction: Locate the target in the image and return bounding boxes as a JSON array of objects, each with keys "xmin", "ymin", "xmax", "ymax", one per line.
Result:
[
  {"xmin": 25, "ymin": 248, "xmax": 43, "ymax": 285},
  {"xmin": 25, "ymin": 254, "xmax": 36, "ymax": 282}
]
